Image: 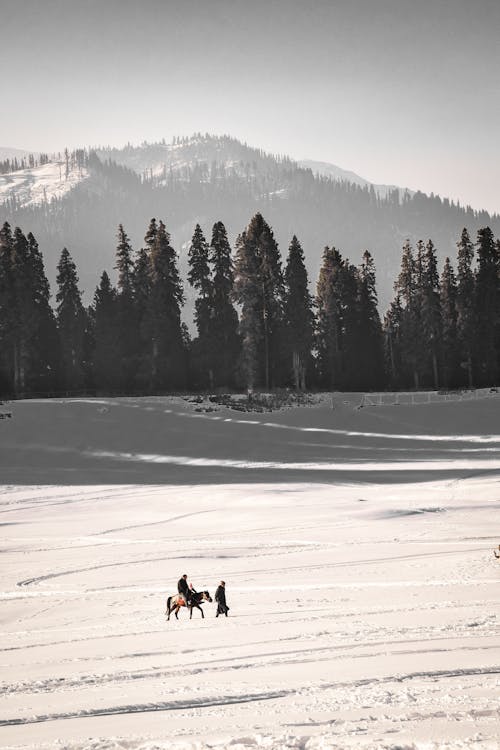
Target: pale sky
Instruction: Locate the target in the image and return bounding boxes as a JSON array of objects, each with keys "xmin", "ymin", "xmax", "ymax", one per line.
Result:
[{"xmin": 1, "ymin": 0, "xmax": 499, "ymax": 213}]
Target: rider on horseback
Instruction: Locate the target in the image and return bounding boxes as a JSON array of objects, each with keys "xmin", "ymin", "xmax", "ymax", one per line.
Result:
[{"xmin": 177, "ymin": 574, "xmax": 190, "ymax": 606}]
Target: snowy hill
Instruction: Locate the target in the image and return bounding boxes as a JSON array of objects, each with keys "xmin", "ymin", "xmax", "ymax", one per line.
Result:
[
  {"xmin": 0, "ymin": 160, "xmax": 89, "ymax": 207},
  {"xmin": 1, "ymin": 394, "xmax": 499, "ymax": 748},
  {"xmin": 1, "ymin": 134, "xmax": 499, "ymax": 314}
]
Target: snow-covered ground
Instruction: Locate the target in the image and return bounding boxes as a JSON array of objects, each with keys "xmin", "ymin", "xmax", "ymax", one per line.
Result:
[
  {"xmin": 0, "ymin": 162, "xmax": 88, "ymax": 207},
  {"xmin": 0, "ymin": 395, "xmax": 499, "ymax": 749}
]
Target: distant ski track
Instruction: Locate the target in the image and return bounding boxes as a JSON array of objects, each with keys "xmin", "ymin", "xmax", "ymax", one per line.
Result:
[
  {"xmin": 86, "ymin": 449, "xmax": 500, "ymax": 472},
  {"xmin": 1, "ymin": 667, "xmax": 498, "ymax": 727},
  {"xmin": 96, "ymin": 508, "xmax": 219, "ymax": 535},
  {"xmin": 0, "ymin": 689, "xmax": 291, "ymax": 726},
  {"xmin": 2, "ymin": 599, "xmax": 495, "ymax": 654},
  {"xmin": 14, "ymin": 545, "xmax": 485, "ymax": 588},
  {"xmin": 2, "ymin": 639, "xmax": 498, "ymax": 696}
]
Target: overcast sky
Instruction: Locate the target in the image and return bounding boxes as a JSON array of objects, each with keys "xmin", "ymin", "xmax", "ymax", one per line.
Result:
[{"xmin": 1, "ymin": 0, "xmax": 499, "ymax": 213}]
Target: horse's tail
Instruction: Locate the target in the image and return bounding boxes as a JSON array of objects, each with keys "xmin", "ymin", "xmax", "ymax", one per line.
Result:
[{"xmin": 166, "ymin": 596, "xmax": 172, "ymax": 616}]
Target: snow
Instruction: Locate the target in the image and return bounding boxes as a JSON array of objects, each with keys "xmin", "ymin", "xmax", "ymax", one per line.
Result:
[
  {"xmin": 0, "ymin": 395, "xmax": 499, "ymax": 749},
  {"xmin": 0, "ymin": 162, "xmax": 89, "ymax": 207},
  {"xmin": 299, "ymin": 160, "xmax": 413, "ymax": 200}
]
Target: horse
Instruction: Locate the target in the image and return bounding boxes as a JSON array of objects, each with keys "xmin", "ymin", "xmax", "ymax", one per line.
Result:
[{"xmin": 166, "ymin": 590, "xmax": 212, "ymax": 620}]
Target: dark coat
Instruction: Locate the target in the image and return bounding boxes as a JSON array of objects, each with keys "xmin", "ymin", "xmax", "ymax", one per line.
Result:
[
  {"xmin": 178, "ymin": 577, "xmax": 189, "ymax": 596},
  {"xmin": 215, "ymin": 585, "xmax": 226, "ymax": 606}
]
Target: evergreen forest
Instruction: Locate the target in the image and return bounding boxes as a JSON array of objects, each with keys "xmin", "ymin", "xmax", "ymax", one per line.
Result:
[{"xmin": 0, "ymin": 215, "xmax": 499, "ymax": 398}]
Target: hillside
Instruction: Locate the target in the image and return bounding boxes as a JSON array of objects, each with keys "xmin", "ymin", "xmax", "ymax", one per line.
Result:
[{"xmin": 0, "ymin": 135, "xmax": 498, "ymax": 314}]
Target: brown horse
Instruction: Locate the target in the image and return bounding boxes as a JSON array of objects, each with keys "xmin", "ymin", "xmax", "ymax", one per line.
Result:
[{"xmin": 166, "ymin": 590, "xmax": 212, "ymax": 620}]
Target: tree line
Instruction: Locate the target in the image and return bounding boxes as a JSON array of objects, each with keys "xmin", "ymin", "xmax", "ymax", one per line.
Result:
[
  {"xmin": 0, "ymin": 153, "xmax": 51, "ymax": 175},
  {"xmin": 0, "ymin": 215, "xmax": 498, "ymax": 397}
]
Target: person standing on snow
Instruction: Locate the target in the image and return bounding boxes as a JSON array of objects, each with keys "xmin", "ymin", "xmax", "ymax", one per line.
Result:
[{"xmin": 215, "ymin": 580, "xmax": 229, "ymax": 617}]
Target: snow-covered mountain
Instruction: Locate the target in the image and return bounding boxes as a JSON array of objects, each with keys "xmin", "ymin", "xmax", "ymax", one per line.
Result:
[
  {"xmin": 0, "ymin": 160, "xmax": 89, "ymax": 208},
  {"xmin": 0, "ymin": 134, "xmax": 498, "ymax": 314},
  {"xmin": 0, "ymin": 136, "xmax": 406, "ymax": 211}
]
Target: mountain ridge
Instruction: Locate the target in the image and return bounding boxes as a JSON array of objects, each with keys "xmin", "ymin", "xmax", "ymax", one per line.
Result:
[{"xmin": 0, "ymin": 134, "xmax": 498, "ymax": 316}]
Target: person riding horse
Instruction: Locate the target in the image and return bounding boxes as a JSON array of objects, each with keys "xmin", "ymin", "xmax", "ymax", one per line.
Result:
[{"xmin": 177, "ymin": 574, "xmax": 191, "ymax": 605}]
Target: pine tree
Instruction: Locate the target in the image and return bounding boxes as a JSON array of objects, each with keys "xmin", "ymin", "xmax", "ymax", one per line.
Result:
[
  {"xmin": 421, "ymin": 240, "xmax": 441, "ymax": 389},
  {"xmin": 357, "ymin": 250, "xmax": 385, "ymax": 389},
  {"xmin": 393, "ymin": 240, "xmax": 421, "ymax": 388},
  {"xmin": 440, "ymin": 257, "xmax": 458, "ymax": 388},
  {"xmin": 132, "ymin": 224, "xmax": 154, "ymax": 390},
  {"xmin": 316, "ymin": 246, "xmax": 344, "ymax": 389},
  {"xmin": 233, "ymin": 230, "xmax": 261, "ymax": 390},
  {"xmin": 209, "ymin": 221, "xmax": 240, "ymax": 387},
  {"xmin": 283, "ymin": 236, "xmax": 314, "ymax": 390},
  {"xmin": 93, "ymin": 271, "xmax": 119, "ymax": 391},
  {"xmin": 337, "ymin": 260, "xmax": 362, "ymax": 389},
  {"xmin": 146, "ymin": 220, "xmax": 185, "ymax": 389},
  {"xmin": 383, "ymin": 295, "xmax": 404, "ymax": 388},
  {"xmin": 56, "ymin": 248, "xmax": 87, "ymax": 391},
  {"xmin": 474, "ymin": 227, "xmax": 499, "ymax": 385},
  {"xmin": 115, "ymin": 223, "xmax": 134, "ymax": 297},
  {"xmin": 114, "ymin": 224, "xmax": 138, "ymax": 391},
  {"xmin": 0, "ymin": 222, "xmax": 15, "ymax": 392},
  {"xmin": 456, "ymin": 228, "xmax": 475, "ymax": 387},
  {"xmin": 25, "ymin": 232, "xmax": 59, "ymax": 392},
  {"xmin": 188, "ymin": 224, "xmax": 212, "ymax": 387},
  {"xmin": 10, "ymin": 227, "xmax": 32, "ymax": 392},
  {"xmin": 233, "ymin": 214, "xmax": 284, "ymax": 390}
]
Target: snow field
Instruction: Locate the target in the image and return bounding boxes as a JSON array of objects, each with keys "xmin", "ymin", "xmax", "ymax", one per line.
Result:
[{"xmin": 0, "ymin": 397, "xmax": 499, "ymax": 749}]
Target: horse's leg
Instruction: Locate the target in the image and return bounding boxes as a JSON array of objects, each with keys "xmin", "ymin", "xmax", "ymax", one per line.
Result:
[
  {"xmin": 175, "ymin": 605, "xmax": 179, "ymax": 620},
  {"xmin": 189, "ymin": 605, "xmax": 193, "ymax": 620}
]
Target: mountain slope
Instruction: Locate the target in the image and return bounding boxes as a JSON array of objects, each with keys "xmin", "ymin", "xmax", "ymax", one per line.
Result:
[
  {"xmin": 0, "ymin": 135, "xmax": 498, "ymax": 315},
  {"xmin": 299, "ymin": 159, "xmax": 410, "ymax": 199}
]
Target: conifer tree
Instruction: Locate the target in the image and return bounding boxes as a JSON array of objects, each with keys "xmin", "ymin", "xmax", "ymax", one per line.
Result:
[
  {"xmin": 188, "ymin": 224, "xmax": 212, "ymax": 386},
  {"xmin": 233, "ymin": 214, "xmax": 284, "ymax": 390},
  {"xmin": 337, "ymin": 260, "xmax": 362, "ymax": 388},
  {"xmin": 456, "ymin": 228, "xmax": 475, "ymax": 387},
  {"xmin": 0, "ymin": 222, "xmax": 15, "ymax": 391},
  {"xmin": 440, "ymin": 257, "xmax": 458, "ymax": 388},
  {"xmin": 115, "ymin": 223, "xmax": 134, "ymax": 297},
  {"xmin": 316, "ymin": 246, "xmax": 344, "ymax": 389},
  {"xmin": 283, "ymin": 235, "xmax": 314, "ymax": 390},
  {"xmin": 56, "ymin": 248, "xmax": 87, "ymax": 391},
  {"xmin": 209, "ymin": 221, "xmax": 240, "ymax": 387},
  {"xmin": 114, "ymin": 224, "xmax": 137, "ymax": 391},
  {"xmin": 383, "ymin": 295, "xmax": 404, "ymax": 388},
  {"xmin": 146, "ymin": 220, "xmax": 185, "ymax": 389},
  {"xmin": 132, "ymin": 226, "xmax": 154, "ymax": 389},
  {"xmin": 357, "ymin": 250, "xmax": 385, "ymax": 389},
  {"xmin": 421, "ymin": 240, "xmax": 441, "ymax": 388},
  {"xmin": 393, "ymin": 240, "xmax": 421, "ymax": 388},
  {"xmin": 233, "ymin": 230, "xmax": 261, "ymax": 390},
  {"xmin": 474, "ymin": 227, "xmax": 499, "ymax": 385},
  {"xmin": 93, "ymin": 271, "xmax": 119, "ymax": 391},
  {"xmin": 10, "ymin": 227, "xmax": 32, "ymax": 392},
  {"xmin": 25, "ymin": 232, "xmax": 59, "ymax": 392}
]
